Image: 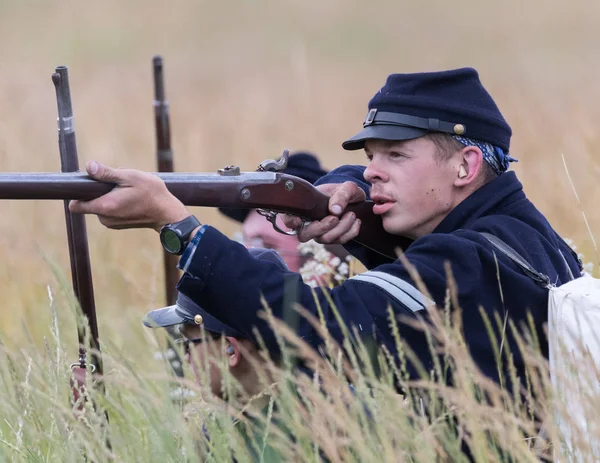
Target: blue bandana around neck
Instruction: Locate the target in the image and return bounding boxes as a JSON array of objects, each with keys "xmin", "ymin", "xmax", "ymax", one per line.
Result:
[{"xmin": 452, "ymin": 135, "xmax": 518, "ymax": 176}]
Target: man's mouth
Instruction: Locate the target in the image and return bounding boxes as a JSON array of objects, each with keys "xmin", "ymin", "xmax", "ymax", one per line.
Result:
[{"xmin": 371, "ymin": 194, "xmax": 396, "ymax": 215}]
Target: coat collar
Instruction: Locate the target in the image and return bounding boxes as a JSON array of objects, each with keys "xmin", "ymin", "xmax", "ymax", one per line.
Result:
[{"xmin": 433, "ymin": 171, "xmax": 525, "ymax": 234}]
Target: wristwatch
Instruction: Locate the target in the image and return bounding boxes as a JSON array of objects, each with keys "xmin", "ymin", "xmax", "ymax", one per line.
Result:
[{"xmin": 159, "ymin": 215, "xmax": 202, "ymax": 255}]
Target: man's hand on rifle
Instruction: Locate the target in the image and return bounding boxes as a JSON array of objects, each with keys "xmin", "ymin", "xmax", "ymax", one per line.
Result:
[
  {"xmin": 282, "ymin": 181, "xmax": 366, "ymax": 245},
  {"xmin": 69, "ymin": 161, "xmax": 189, "ymax": 230}
]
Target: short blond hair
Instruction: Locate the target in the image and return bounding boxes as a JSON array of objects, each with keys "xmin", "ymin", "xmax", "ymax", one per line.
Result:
[{"xmin": 424, "ymin": 133, "xmax": 497, "ymax": 184}]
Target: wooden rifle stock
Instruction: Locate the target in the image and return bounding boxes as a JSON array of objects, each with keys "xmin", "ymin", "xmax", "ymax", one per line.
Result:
[
  {"xmin": 0, "ymin": 171, "xmax": 409, "ymax": 259},
  {"xmin": 152, "ymin": 56, "xmax": 180, "ymax": 307}
]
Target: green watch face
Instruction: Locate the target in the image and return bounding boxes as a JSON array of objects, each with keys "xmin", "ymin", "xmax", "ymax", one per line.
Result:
[{"xmin": 161, "ymin": 229, "xmax": 183, "ymax": 254}]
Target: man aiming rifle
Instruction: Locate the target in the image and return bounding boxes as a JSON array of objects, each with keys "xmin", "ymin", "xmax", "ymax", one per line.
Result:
[{"xmin": 21, "ymin": 68, "xmax": 587, "ymax": 397}]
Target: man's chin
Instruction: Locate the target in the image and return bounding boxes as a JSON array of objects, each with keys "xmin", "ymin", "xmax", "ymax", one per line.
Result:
[
  {"xmin": 381, "ymin": 216, "xmax": 400, "ymax": 234},
  {"xmin": 381, "ymin": 216, "xmax": 412, "ymax": 238}
]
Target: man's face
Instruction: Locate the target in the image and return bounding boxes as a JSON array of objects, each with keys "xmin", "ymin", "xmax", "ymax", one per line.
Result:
[
  {"xmin": 180, "ymin": 324, "xmax": 265, "ymax": 401},
  {"xmin": 241, "ymin": 209, "xmax": 302, "ymax": 271},
  {"xmin": 363, "ymin": 137, "xmax": 461, "ymax": 239},
  {"xmin": 180, "ymin": 324, "xmax": 225, "ymax": 397}
]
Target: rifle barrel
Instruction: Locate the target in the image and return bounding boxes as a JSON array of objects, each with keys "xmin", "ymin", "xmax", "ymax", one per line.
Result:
[
  {"xmin": 0, "ymin": 171, "xmax": 319, "ymax": 213},
  {"xmin": 0, "ymin": 171, "xmax": 407, "ymax": 259}
]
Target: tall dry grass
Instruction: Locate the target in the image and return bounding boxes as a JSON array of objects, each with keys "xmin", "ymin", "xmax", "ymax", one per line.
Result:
[{"xmin": 1, "ymin": 269, "xmax": 599, "ymax": 462}]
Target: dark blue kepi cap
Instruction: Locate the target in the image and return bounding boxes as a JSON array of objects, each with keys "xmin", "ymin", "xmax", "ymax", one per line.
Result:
[
  {"xmin": 143, "ymin": 248, "xmax": 289, "ymax": 336},
  {"xmin": 144, "ymin": 292, "xmax": 246, "ymax": 337},
  {"xmin": 342, "ymin": 68, "xmax": 512, "ymax": 152}
]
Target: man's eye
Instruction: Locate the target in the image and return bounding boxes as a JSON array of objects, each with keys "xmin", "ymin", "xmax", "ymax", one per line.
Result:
[
  {"xmin": 365, "ymin": 154, "xmax": 373, "ymax": 162},
  {"xmin": 389, "ymin": 152, "xmax": 404, "ymax": 159}
]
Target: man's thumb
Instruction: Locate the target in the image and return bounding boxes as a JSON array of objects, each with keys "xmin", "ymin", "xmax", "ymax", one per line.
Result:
[
  {"xmin": 329, "ymin": 181, "xmax": 366, "ymax": 215},
  {"xmin": 86, "ymin": 160, "xmax": 119, "ymax": 183}
]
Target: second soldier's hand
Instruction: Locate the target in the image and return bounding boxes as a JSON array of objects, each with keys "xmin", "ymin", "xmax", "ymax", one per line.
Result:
[{"xmin": 281, "ymin": 181, "xmax": 366, "ymax": 245}]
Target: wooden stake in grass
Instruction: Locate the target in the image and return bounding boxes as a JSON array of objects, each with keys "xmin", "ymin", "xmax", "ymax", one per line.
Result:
[
  {"xmin": 52, "ymin": 66, "xmax": 110, "ymax": 451},
  {"xmin": 152, "ymin": 55, "xmax": 185, "ymax": 381},
  {"xmin": 152, "ymin": 55, "xmax": 180, "ymax": 308},
  {"xmin": 52, "ymin": 65, "xmax": 104, "ymax": 386}
]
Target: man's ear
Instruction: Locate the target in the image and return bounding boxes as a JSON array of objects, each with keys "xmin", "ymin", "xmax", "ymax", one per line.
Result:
[
  {"xmin": 225, "ymin": 337, "xmax": 241, "ymax": 368},
  {"xmin": 454, "ymin": 145, "xmax": 484, "ymax": 187}
]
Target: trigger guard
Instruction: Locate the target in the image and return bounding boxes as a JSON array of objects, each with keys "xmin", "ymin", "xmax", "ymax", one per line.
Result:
[{"xmin": 258, "ymin": 209, "xmax": 311, "ymax": 236}]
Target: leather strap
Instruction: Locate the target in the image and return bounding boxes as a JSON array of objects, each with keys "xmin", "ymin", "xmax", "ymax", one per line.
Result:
[
  {"xmin": 479, "ymin": 232, "xmax": 552, "ymax": 288},
  {"xmin": 363, "ymin": 109, "xmax": 464, "ymax": 135}
]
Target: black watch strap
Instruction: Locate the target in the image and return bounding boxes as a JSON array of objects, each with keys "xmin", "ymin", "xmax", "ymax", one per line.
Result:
[{"xmin": 160, "ymin": 215, "xmax": 202, "ymax": 255}]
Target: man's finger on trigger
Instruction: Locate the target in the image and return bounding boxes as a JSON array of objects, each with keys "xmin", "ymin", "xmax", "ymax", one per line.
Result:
[
  {"xmin": 296, "ymin": 221, "xmax": 323, "ymax": 242},
  {"xmin": 281, "ymin": 214, "xmax": 302, "ymax": 229},
  {"xmin": 319, "ymin": 215, "xmax": 355, "ymax": 243},
  {"xmin": 298, "ymin": 216, "xmax": 338, "ymax": 241}
]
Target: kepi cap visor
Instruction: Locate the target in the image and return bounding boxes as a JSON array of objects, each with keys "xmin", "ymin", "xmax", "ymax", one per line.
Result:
[
  {"xmin": 342, "ymin": 124, "xmax": 427, "ymax": 151},
  {"xmin": 143, "ymin": 305, "xmax": 187, "ymax": 328}
]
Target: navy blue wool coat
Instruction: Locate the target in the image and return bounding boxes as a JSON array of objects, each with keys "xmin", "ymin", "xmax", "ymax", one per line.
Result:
[{"xmin": 177, "ymin": 168, "xmax": 581, "ymax": 389}]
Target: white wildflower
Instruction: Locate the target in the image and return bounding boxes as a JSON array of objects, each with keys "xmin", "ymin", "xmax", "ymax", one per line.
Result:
[
  {"xmin": 298, "ymin": 240, "xmax": 321, "ymax": 256},
  {"xmin": 338, "ymin": 262, "xmax": 349, "ymax": 276},
  {"xmin": 315, "ymin": 263, "xmax": 329, "ymax": 275},
  {"xmin": 313, "ymin": 248, "xmax": 331, "ymax": 262},
  {"xmin": 297, "ymin": 238, "xmax": 358, "ymax": 286}
]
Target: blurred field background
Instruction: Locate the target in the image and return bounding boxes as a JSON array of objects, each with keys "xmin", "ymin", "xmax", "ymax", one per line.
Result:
[{"xmin": 0, "ymin": 0, "xmax": 599, "ymax": 355}]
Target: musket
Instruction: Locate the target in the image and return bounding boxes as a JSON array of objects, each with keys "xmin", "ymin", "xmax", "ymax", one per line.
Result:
[
  {"xmin": 0, "ymin": 158, "xmax": 410, "ymax": 259},
  {"xmin": 153, "ymin": 56, "xmax": 180, "ymax": 307},
  {"xmin": 51, "ymin": 67, "xmax": 105, "ymax": 403},
  {"xmin": 153, "ymin": 55, "xmax": 185, "ymax": 382}
]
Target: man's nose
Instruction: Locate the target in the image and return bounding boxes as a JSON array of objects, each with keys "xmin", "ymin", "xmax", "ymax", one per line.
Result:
[{"xmin": 363, "ymin": 157, "xmax": 388, "ymax": 183}]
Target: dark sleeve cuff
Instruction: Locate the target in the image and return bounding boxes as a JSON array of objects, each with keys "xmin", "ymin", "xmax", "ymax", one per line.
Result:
[{"xmin": 177, "ymin": 224, "xmax": 209, "ymax": 273}]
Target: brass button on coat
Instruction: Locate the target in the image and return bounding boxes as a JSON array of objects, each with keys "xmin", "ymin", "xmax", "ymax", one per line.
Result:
[{"xmin": 194, "ymin": 314, "xmax": 203, "ymax": 325}]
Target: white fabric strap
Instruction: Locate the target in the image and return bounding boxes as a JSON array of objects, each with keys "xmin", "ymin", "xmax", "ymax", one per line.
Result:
[
  {"xmin": 558, "ymin": 250, "xmax": 575, "ymax": 281},
  {"xmin": 349, "ymin": 271, "xmax": 434, "ymax": 313}
]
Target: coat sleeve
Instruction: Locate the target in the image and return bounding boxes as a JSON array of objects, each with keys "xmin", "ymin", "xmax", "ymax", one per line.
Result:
[
  {"xmin": 176, "ymin": 226, "xmax": 481, "ymax": 372},
  {"xmin": 315, "ymin": 165, "xmax": 372, "ymax": 199}
]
